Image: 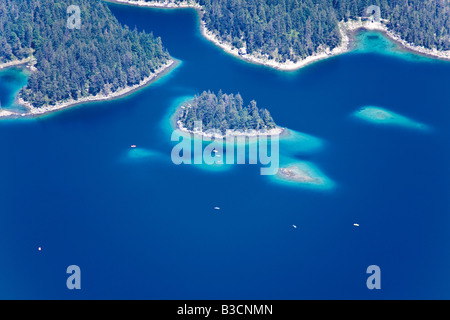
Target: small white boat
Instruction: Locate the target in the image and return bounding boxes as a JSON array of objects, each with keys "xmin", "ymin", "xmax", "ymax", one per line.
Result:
[
  {"xmin": 213, "ymin": 149, "xmax": 219, "ymax": 153},
  {"xmin": 214, "ymin": 207, "xmax": 220, "ymax": 210},
  {"xmin": 293, "ymin": 225, "xmax": 297, "ymax": 229},
  {"xmin": 131, "ymin": 145, "xmax": 137, "ymax": 148},
  {"xmin": 353, "ymin": 223, "xmax": 360, "ymax": 227}
]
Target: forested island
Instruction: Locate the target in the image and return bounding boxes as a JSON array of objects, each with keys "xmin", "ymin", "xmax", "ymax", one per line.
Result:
[
  {"xmin": 0, "ymin": 0, "xmax": 172, "ymax": 115},
  {"xmin": 125, "ymin": 0, "xmax": 450, "ymax": 66},
  {"xmin": 176, "ymin": 91, "xmax": 281, "ymax": 136}
]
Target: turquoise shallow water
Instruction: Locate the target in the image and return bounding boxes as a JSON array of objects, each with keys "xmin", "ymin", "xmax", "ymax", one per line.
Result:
[
  {"xmin": 352, "ymin": 30, "xmax": 436, "ymax": 63},
  {"xmin": 0, "ymin": 5, "xmax": 449, "ymax": 299},
  {"xmin": 0, "ymin": 67, "xmax": 28, "ymax": 111}
]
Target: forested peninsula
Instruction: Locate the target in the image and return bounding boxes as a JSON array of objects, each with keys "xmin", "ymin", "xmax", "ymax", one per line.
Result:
[
  {"xmin": 2, "ymin": 0, "xmax": 449, "ymax": 116},
  {"xmin": 176, "ymin": 91, "xmax": 282, "ymax": 137},
  {"xmin": 0, "ymin": 0, "xmax": 173, "ymax": 116},
  {"xmin": 113, "ymin": 0, "xmax": 450, "ymax": 68}
]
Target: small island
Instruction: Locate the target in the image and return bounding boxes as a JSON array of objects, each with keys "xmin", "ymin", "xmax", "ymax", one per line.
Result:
[
  {"xmin": 176, "ymin": 91, "xmax": 284, "ymax": 137},
  {"xmin": 270, "ymin": 161, "xmax": 334, "ymax": 190},
  {"xmin": 353, "ymin": 106, "xmax": 429, "ymax": 131}
]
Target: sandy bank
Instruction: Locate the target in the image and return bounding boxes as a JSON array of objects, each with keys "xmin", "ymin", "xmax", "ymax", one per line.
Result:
[
  {"xmin": 176, "ymin": 119, "xmax": 285, "ymax": 139},
  {"xmin": 0, "ymin": 109, "xmax": 15, "ymax": 117},
  {"xmin": 0, "ymin": 57, "xmax": 35, "ymax": 71}
]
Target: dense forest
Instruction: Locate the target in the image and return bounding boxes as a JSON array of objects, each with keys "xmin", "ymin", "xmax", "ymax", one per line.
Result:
[
  {"xmin": 1, "ymin": 0, "xmax": 448, "ymax": 108},
  {"xmin": 0, "ymin": 0, "xmax": 170, "ymax": 108},
  {"xmin": 178, "ymin": 91, "xmax": 277, "ymax": 134},
  {"xmin": 153, "ymin": 0, "xmax": 450, "ymax": 62}
]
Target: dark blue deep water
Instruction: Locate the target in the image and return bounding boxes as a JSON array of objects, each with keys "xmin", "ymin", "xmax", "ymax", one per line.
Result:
[{"xmin": 0, "ymin": 4, "xmax": 449, "ymax": 299}]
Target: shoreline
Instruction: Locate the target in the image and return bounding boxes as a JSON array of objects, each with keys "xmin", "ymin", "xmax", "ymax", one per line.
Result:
[
  {"xmin": 199, "ymin": 20, "xmax": 346, "ymax": 71},
  {"xmin": 1, "ymin": 59, "xmax": 177, "ymax": 119},
  {"xmin": 105, "ymin": 0, "xmax": 450, "ymax": 69},
  {"xmin": 0, "ymin": 57, "xmax": 35, "ymax": 71},
  {"xmin": 383, "ymin": 30, "xmax": 450, "ymax": 61},
  {"xmin": 176, "ymin": 119, "xmax": 286, "ymax": 139}
]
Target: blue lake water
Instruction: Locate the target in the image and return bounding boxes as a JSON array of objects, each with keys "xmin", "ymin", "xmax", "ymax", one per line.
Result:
[{"xmin": 0, "ymin": 4, "xmax": 449, "ymax": 299}]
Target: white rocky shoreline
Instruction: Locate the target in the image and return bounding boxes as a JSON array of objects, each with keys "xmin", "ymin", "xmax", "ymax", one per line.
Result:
[
  {"xmin": 201, "ymin": 18, "xmax": 450, "ymax": 70},
  {"xmin": 176, "ymin": 119, "xmax": 285, "ymax": 139},
  {"xmin": 0, "ymin": 57, "xmax": 36, "ymax": 71}
]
